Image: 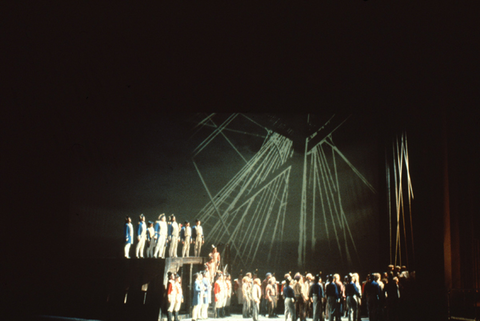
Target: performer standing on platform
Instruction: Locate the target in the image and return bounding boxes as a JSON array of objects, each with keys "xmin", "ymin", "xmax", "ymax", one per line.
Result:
[
  {"xmin": 136, "ymin": 214, "xmax": 146, "ymax": 258},
  {"xmin": 154, "ymin": 214, "xmax": 168, "ymax": 259},
  {"xmin": 146, "ymin": 221, "xmax": 155, "ymax": 258},
  {"xmin": 180, "ymin": 220, "xmax": 192, "ymax": 257},
  {"xmin": 192, "ymin": 219, "xmax": 204, "ymax": 257},
  {"xmin": 210, "ymin": 245, "xmax": 221, "ymax": 273},
  {"xmin": 206, "ymin": 257, "xmax": 217, "ymax": 283},
  {"xmin": 174, "ymin": 275, "xmax": 184, "ymax": 321},
  {"xmin": 168, "ymin": 214, "xmax": 180, "ymax": 258},
  {"xmin": 252, "ymin": 278, "xmax": 262, "ymax": 321},
  {"xmin": 124, "ymin": 216, "xmax": 133, "ymax": 259},
  {"xmin": 192, "ymin": 273, "xmax": 204, "ymax": 321},
  {"xmin": 167, "ymin": 272, "xmax": 177, "ymax": 321}
]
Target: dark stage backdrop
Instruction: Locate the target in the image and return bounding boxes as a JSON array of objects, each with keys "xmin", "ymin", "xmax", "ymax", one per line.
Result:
[{"xmin": 69, "ymin": 112, "xmax": 382, "ymax": 277}]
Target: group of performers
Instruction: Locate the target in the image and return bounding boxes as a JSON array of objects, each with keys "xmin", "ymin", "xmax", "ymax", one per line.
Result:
[
  {"xmin": 123, "ymin": 214, "xmax": 205, "ymax": 259},
  {"xmin": 125, "ymin": 215, "xmax": 410, "ymax": 321},
  {"xmin": 167, "ymin": 272, "xmax": 184, "ymax": 321},
  {"xmin": 192, "ymin": 247, "xmax": 231, "ymax": 321},
  {"xmin": 193, "ymin": 264, "xmax": 410, "ymax": 321}
]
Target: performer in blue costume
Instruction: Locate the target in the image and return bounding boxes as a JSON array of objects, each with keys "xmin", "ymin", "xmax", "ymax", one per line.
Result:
[
  {"xmin": 192, "ymin": 272, "xmax": 204, "ymax": 321},
  {"xmin": 136, "ymin": 214, "xmax": 146, "ymax": 258},
  {"xmin": 168, "ymin": 214, "xmax": 180, "ymax": 258},
  {"xmin": 124, "ymin": 216, "xmax": 133, "ymax": 259}
]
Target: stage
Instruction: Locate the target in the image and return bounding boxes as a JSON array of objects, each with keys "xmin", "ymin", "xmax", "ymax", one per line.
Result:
[{"xmin": 31, "ymin": 313, "xmax": 372, "ymax": 321}]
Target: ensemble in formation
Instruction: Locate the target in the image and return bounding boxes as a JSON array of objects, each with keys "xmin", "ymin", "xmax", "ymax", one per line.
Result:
[
  {"xmin": 124, "ymin": 213, "xmax": 204, "ymax": 259},
  {"xmin": 191, "ymin": 265, "xmax": 414, "ymax": 321},
  {"xmin": 124, "ymin": 214, "xmax": 415, "ymax": 321}
]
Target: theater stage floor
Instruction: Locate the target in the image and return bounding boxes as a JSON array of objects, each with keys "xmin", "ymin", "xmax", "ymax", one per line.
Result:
[{"xmin": 32, "ymin": 313, "xmax": 370, "ymax": 321}]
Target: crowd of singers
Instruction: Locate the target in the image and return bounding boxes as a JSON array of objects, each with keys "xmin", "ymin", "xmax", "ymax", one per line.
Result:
[{"xmin": 189, "ymin": 264, "xmax": 414, "ymax": 321}]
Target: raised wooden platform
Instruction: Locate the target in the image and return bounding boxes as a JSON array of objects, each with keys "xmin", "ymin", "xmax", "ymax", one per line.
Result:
[
  {"xmin": 25, "ymin": 257, "xmax": 208, "ymax": 321},
  {"xmin": 163, "ymin": 256, "xmax": 207, "ymax": 287}
]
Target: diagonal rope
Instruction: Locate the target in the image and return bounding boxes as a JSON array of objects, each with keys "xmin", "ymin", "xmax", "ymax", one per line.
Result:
[
  {"xmin": 403, "ymin": 132, "xmax": 415, "ymax": 265},
  {"xmin": 299, "ymin": 136, "xmax": 309, "ymax": 265},
  {"xmin": 208, "ymin": 118, "xmax": 248, "ymax": 163},
  {"xmin": 240, "ymin": 114, "xmax": 271, "ymax": 133},
  {"xmin": 314, "ymin": 147, "xmax": 330, "ymax": 250},
  {"xmin": 191, "ymin": 121, "xmax": 267, "ymax": 138},
  {"xmin": 268, "ymin": 168, "xmax": 290, "ymax": 261},
  {"xmin": 325, "ymin": 140, "xmax": 376, "ymax": 194},
  {"xmin": 386, "ymin": 147, "xmax": 392, "ymax": 264},
  {"xmin": 250, "ymin": 174, "xmax": 283, "ymax": 262},
  {"xmin": 192, "ymin": 113, "xmax": 238, "ymax": 158},
  {"xmin": 310, "ymin": 146, "xmax": 317, "ymax": 252},
  {"xmin": 393, "ymin": 137, "xmax": 400, "ymax": 265},
  {"xmin": 318, "ymin": 144, "xmax": 343, "ymax": 264},
  {"xmin": 199, "ymin": 133, "xmax": 280, "ymax": 235},
  {"xmin": 188, "ymin": 113, "xmax": 216, "ymax": 140},
  {"xmin": 193, "ymin": 160, "xmax": 246, "ymax": 267},
  {"xmin": 331, "ymin": 143, "xmax": 362, "ymax": 266}
]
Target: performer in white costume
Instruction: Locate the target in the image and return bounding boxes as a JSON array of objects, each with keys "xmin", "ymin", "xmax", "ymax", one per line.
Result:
[
  {"xmin": 135, "ymin": 214, "xmax": 147, "ymax": 258},
  {"xmin": 252, "ymin": 278, "xmax": 262, "ymax": 321},
  {"xmin": 180, "ymin": 220, "xmax": 192, "ymax": 257},
  {"xmin": 154, "ymin": 214, "xmax": 168, "ymax": 259},
  {"xmin": 167, "ymin": 272, "xmax": 177, "ymax": 321},
  {"xmin": 192, "ymin": 219, "xmax": 204, "ymax": 257},
  {"xmin": 209, "ymin": 245, "xmax": 221, "ymax": 274},
  {"xmin": 201, "ymin": 271, "xmax": 211, "ymax": 319},
  {"xmin": 214, "ymin": 273, "xmax": 226, "ymax": 318},
  {"xmin": 146, "ymin": 221, "xmax": 155, "ymax": 258},
  {"xmin": 225, "ymin": 274, "xmax": 232, "ymax": 316},
  {"xmin": 192, "ymin": 272, "xmax": 204, "ymax": 321},
  {"xmin": 124, "ymin": 216, "xmax": 133, "ymax": 259},
  {"xmin": 168, "ymin": 214, "xmax": 180, "ymax": 258},
  {"xmin": 242, "ymin": 275, "xmax": 252, "ymax": 318},
  {"xmin": 174, "ymin": 275, "xmax": 183, "ymax": 321}
]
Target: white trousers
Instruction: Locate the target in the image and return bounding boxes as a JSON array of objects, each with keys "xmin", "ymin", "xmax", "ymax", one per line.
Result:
[
  {"xmin": 168, "ymin": 297, "xmax": 176, "ymax": 312},
  {"xmin": 182, "ymin": 236, "xmax": 191, "ymax": 257},
  {"xmin": 194, "ymin": 237, "xmax": 203, "ymax": 257},
  {"xmin": 169, "ymin": 236, "xmax": 179, "ymax": 257},
  {"xmin": 174, "ymin": 295, "xmax": 182, "ymax": 311},
  {"xmin": 154, "ymin": 236, "xmax": 167, "ymax": 258},
  {"xmin": 201, "ymin": 302, "xmax": 209, "ymax": 319},
  {"xmin": 192, "ymin": 305, "xmax": 201, "ymax": 320},
  {"xmin": 284, "ymin": 298, "xmax": 296, "ymax": 321},
  {"xmin": 147, "ymin": 240, "xmax": 155, "ymax": 258},
  {"xmin": 124, "ymin": 243, "xmax": 132, "ymax": 258},
  {"xmin": 136, "ymin": 236, "xmax": 146, "ymax": 258}
]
